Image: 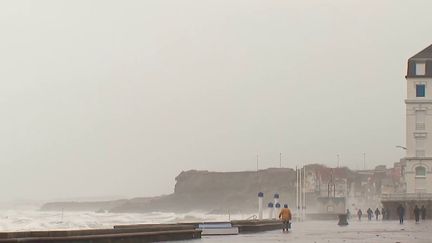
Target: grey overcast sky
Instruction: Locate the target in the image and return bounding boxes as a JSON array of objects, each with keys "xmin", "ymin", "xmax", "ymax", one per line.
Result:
[{"xmin": 1, "ymin": 0, "xmax": 432, "ymax": 201}]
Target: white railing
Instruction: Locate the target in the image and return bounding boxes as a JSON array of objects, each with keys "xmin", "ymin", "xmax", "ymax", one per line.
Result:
[{"xmin": 381, "ymin": 193, "xmax": 432, "ymax": 201}]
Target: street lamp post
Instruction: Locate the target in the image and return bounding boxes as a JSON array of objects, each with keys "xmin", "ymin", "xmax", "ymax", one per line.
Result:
[
  {"xmin": 363, "ymin": 152, "xmax": 366, "ymax": 170},
  {"xmin": 280, "ymin": 152, "xmax": 282, "ymax": 168}
]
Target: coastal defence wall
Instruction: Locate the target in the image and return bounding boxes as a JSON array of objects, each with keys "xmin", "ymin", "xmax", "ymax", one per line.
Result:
[
  {"xmin": 114, "ymin": 219, "xmax": 283, "ymax": 233},
  {"xmin": 0, "ymin": 225, "xmax": 195, "ymax": 239},
  {"xmin": 0, "ymin": 225, "xmax": 201, "ymax": 243},
  {"xmin": 0, "ymin": 230, "xmax": 201, "ymax": 243},
  {"xmin": 0, "ymin": 220, "xmax": 283, "ymax": 242}
]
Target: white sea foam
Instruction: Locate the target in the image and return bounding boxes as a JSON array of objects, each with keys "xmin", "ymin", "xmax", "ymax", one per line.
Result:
[{"xmin": 0, "ymin": 207, "xmax": 242, "ymax": 231}]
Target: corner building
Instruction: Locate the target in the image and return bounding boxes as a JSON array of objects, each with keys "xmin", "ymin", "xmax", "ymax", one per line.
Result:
[{"xmin": 405, "ymin": 44, "xmax": 432, "ymax": 193}]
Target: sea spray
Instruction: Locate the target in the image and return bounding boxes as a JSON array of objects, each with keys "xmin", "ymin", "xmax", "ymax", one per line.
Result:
[{"xmin": 0, "ymin": 207, "xmax": 242, "ymax": 231}]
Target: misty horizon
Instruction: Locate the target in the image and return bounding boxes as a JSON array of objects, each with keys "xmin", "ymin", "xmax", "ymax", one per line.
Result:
[{"xmin": 1, "ymin": 0, "xmax": 432, "ymax": 202}]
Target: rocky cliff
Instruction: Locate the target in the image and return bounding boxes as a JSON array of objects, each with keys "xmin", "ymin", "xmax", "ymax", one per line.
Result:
[
  {"xmin": 111, "ymin": 168, "xmax": 296, "ymax": 213},
  {"xmin": 41, "ymin": 168, "xmax": 297, "ymax": 214}
]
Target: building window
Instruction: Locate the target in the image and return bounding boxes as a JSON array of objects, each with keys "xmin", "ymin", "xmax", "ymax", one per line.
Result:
[
  {"xmin": 415, "ymin": 166, "xmax": 426, "ymax": 177},
  {"xmin": 416, "ymin": 63, "xmax": 426, "ymax": 75},
  {"xmin": 416, "ymin": 84, "xmax": 426, "ymax": 97},
  {"xmin": 416, "ymin": 150, "xmax": 425, "ymax": 157},
  {"xmin": 416, "ymin": 123, "xmax": 426, "ymax": 130},
  {"xmin": 416, "ymin": 111, "xmax": 426, "ymax": 130}
]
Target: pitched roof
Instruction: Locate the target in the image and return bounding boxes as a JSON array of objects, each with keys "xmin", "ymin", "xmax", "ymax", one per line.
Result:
[{"xmin": 410, "ymin": 44, "xmax": 432, "ymax": 59}]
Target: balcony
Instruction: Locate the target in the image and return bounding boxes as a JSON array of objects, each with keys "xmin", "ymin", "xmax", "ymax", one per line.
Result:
[{"xmin": 381, "ymin": 193, "xmax": 432, "ymax": 201}]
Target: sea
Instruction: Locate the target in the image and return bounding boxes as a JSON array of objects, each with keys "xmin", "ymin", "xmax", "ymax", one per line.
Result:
[{"xmin": 0, "ymin": 205, "xmax": 235, "ymax": 232}]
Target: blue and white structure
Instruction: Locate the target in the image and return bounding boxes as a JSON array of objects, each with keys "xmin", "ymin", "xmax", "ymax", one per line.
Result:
[
  {"xmin": 275, "ymin": 202, "xmax": 281, "ymax": 220},
  {"xmin": 258, "ymin": 192, "xmax": 264, "ymax": 220},
  {"xmin": 267, "ymin": 202, "xmax": 274, "ymax": 219},
  {"xmin": 273, "ymin": 194, "xmax": 279, "ymax": 219}
]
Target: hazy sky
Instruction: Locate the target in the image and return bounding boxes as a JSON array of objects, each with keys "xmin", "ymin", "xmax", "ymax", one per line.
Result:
[{"xmin": 1, "ymin": 0, "xmax": 432, "ymax": 201}]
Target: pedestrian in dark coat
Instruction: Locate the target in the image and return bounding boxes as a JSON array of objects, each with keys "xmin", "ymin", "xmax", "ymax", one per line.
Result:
[
  {"xmin": 421, "ymin": 205, "xmax": 426, "ymax": 220},
  {"xmin": 357, "ymin": 209, "xmax": 362, "ymax": 221},
  {"xmin": 397, "ymin": 204, "xmax": 405, "ymax": 224},
  {"xmin": 374, "ymin": 208, "xmax": 381, "ymax": 220},
  {"xmin": 381, "ymin": 208, "xmax": 386, "ymax": 220},
  {"xmin": 414, "ymin": 205, "xmax": 420, "ymax": 223},
  {"xmin": 367, "ymin": 208, "xmax": 373, "ymax": 221}
]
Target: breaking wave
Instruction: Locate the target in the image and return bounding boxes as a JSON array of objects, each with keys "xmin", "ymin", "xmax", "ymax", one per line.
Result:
[{"xmin": 0, "ymin": 207, "xmax": 240, "ymax": 231}]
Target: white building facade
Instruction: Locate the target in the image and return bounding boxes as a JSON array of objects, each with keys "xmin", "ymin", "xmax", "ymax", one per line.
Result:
[{"xmin": 405, "ymin": 44, "xmax": 432, "ymax": 193}]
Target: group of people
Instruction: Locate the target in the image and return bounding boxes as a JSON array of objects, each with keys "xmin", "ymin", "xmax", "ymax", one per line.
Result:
[
  {"xmin": 413, "ymin": 205, "xmax": 426, "ymax": 222},
  {"xmin": 276, "ymin": 204, "xmax": 427, "ymax": 233},
  {"xmin": 355, "ymin": 207, "xmax": 390, "ymax": 221},
  {"xmin": 398, "ymin": 204, "xmax": 427, "ymax": 224},
  {"xmin": 353, "ymin": 205, "xmax": 426, "ymax": 224}
]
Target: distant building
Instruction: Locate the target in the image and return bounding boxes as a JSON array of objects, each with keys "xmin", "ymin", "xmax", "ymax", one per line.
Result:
[{"xmin": 405, "ymin": 44, "xmax": 432, "ymax": 193}]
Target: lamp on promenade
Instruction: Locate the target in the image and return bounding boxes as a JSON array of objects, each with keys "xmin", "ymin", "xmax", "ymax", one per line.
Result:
[{"xmin": 363, "ymin": 152, "xmax": 366, "ymax": 170}]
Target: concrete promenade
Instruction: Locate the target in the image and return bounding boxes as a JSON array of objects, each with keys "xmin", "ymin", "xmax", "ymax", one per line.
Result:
[{"xmin": 195, "ymin": 220, "xmax": 432, "ymax": 243}]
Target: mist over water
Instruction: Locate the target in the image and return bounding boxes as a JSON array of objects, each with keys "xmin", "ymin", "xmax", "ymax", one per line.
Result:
[{"xmin": 0, "ymin": 206, "xmax": 232, "ymax": 231}]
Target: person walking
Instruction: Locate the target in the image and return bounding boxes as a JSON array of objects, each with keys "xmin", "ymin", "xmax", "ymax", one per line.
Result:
[
  {"xmin": 279, "ymin": 204, "xmax": 292, "ymax": 232},
  {"xmin": 397, "ymin": 204, "xmax": 405, "ymax": 224},
  {"xmin": 414, "ymin": 205, "xmax": 420, "ymax": 223},
  {"xmin": 381, "ymin": 208, "xmax": 386, "ymax": 220},
  {"xmin": 367, "ymin": 208, "xmax": 373, "ymax": 221},
  {"xmin": 357, "ymin": 209, "xmax": 363, "ymax": 221},
  {"xmin": 346, "ymin": 209, "xmax": 351, "ymax": 220},
  {"xmin": 374, "ymin": 208, "xmax": 381, "ymax": 220},
  {"xmin": 421, "ymin": 205, "xmax": 426, "ymax": 220}
]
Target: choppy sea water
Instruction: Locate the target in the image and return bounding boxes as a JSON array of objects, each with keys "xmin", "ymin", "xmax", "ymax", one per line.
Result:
[{"xmin": 0, "ymin": 207, "xmax": 237, "ymax": 231}]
